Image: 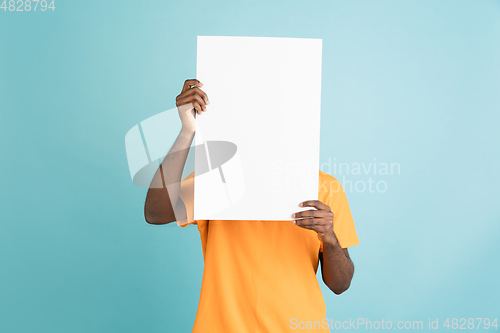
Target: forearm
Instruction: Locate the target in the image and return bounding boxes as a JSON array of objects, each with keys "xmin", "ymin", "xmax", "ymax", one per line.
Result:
[
  {"xmin": 144, "ymin": 127, "xmax": 194, "ymax": 224},
  {"xmin": 321, "ymin": 235, "xmax": 354, "ymax": 295}
]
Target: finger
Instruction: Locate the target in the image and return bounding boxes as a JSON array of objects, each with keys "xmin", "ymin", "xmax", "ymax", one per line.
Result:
[
  {"xmin": 299, "ymin": 200, "xmax": 330, "ymax": 210},
  {"xmin": 292, "ymin": 209, "xmax": 330, "ymax": 219},
  {"xmin": 181, "ymin": 79, "xmax": 203, "ymax": 93},
  {"xmin": 182, "ymin": 79, "xmax": 203, "ymax": 93},
  {"xmin": 193, "ymin": 94, "xmax": 207, "ymax": 111},
  {"xmin": 180, "ymin": 87, "xmax": 209, "ymax": 105},
  {"xmin": 177, "ymin": 94, "xmax": 207, "ymax": 111},
  {"xmin": 294, "ymin": 218, "xmax": 328, "ymax": 227},
  {"xmin": 192, "ymin": 101, "xmax": 203, "ymax": 115},
  {"xmin": 294, "ymin": 221, "xmax": 324, "ymax": 231}
]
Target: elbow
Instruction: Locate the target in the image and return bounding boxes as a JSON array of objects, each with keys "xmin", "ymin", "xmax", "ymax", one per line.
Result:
[
  {"xmin": 323, "ymin": 275, "xmax": 352, "ymax": 295},
  {"xmin": 144, "ymin": 207, "xmax": 169, "ymax": 225},
  {"xmin": 328, "ymin": 262, "xmax": 355, "ymax": 295},
  {"xmin": 144, "ymin": 212, "xmax": 159, "ymax": 225},
  {"xmin": 145, "ymin": 215, "xmax": 160, "ymax": 225},
  {"xmin": 330, "ymin": 281, "xmax": 351, "ymax": 295},
  {"xmin": 145, "ymin": 214, "xmax": 170, "ymax": 225},
  {"xmin": 144, "ymin": 192, "xmax": 179, "ymax": 225}
]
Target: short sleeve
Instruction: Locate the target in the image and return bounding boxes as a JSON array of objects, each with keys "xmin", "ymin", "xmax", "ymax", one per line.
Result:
[
  {"xmin": 176, "ymin": 171, "xmax": 197, "ymax": 227},
  {"xmin": 319, "ymin": 171, "xmax": 360, "ymax": 249}
]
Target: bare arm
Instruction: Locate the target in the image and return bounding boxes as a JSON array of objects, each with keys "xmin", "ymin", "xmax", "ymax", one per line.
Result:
[
  {"xmin": 144, "ymin": 79, "xmax": 209, "ymax": 224},
  {"xmin": 144, "ymin": 128, "xmax": 194, "ymax": 224},
  {"xmin": 292, "ymin": 200, "xmax": 355, "ymax": 294},
  {"xmin": 319, "ymin": 240, "xmax": 354, "ymax": 295}
]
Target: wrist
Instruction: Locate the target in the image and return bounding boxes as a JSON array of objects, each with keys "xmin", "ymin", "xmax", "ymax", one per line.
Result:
[
  {"xmin": 180, "ymin": 125, "xmax": 196, "ymax": 136},
  {"xmin": 321, "ymin": 232, "xmax": 339, "ymax": 247}
]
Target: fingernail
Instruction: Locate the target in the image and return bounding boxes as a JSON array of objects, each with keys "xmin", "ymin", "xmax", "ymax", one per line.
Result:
[
  {"xmin": 292, "ymin": 213, "xmax": 296, "ymax": 218},
  {"xmin": 292, "ymin": 220, "xmax": 296, "ymax": 225}
]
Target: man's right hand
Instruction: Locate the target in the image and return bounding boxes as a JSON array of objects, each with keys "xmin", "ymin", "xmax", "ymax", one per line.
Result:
[{"xmin": 175, "ymin": 79, "xmax": 210, "ymax": 132}]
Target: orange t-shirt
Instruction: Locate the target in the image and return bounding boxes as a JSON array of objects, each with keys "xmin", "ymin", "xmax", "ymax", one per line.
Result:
[{"xmin": 177, "ymin": 170, "xmax": 359, "ymax": 332}]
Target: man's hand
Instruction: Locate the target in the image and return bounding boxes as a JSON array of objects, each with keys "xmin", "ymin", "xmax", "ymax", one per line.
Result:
[
  {"xmin": 175, "ymin": 79, "xmax": 210, "ymax": 132},
  {"xmin": 293, "ymin": 199, "xmax": 355, "ymax": 295},
  {"xmin": 292, "ymin": 200, "xmax": 338, "ymax": 245}
]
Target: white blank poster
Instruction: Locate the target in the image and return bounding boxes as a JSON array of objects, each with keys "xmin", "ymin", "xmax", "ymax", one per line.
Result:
[{"xmin": 195, "ymin": 36, "xmax": 322, "ymax": 221}]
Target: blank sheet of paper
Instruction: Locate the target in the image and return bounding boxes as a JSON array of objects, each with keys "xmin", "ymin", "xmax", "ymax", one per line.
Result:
[{"xmin": 195, "ymin": 36, "xmax": 322, "ymax": 221}]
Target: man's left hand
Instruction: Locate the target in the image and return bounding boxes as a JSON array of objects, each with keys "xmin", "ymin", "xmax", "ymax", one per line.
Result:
[{"xmin": 292, "ymin": 200, "xmax": 338, "ymax": 245}]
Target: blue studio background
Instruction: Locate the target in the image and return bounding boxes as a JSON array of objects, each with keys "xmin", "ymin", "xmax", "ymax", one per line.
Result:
[{"xmin": 1, "ymin": 0, "xmax": 499, "ymax": 332}]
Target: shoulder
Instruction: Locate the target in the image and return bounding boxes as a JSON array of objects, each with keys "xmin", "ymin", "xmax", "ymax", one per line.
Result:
[
  {"xmin": 319, "ymin": 169, "xmax": 338, "ymax": 182},
  {"xmin": 318, "ymin": 170, "xmax": 346, "ymax": 203},
  {"xmin": 319, "ymin": 170, "xmax": 342, "ymax": 191}
]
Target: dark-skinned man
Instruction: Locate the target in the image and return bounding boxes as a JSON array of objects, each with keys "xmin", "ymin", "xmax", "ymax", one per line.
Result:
[{"xmin": 144, "ymin": 79, "xmax": 360, "ymax": 332}]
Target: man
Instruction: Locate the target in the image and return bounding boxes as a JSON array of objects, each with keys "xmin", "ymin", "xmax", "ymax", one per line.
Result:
[{"xmin": 144, "ymin": 79, "xmax": 359, "ymax": 332}]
